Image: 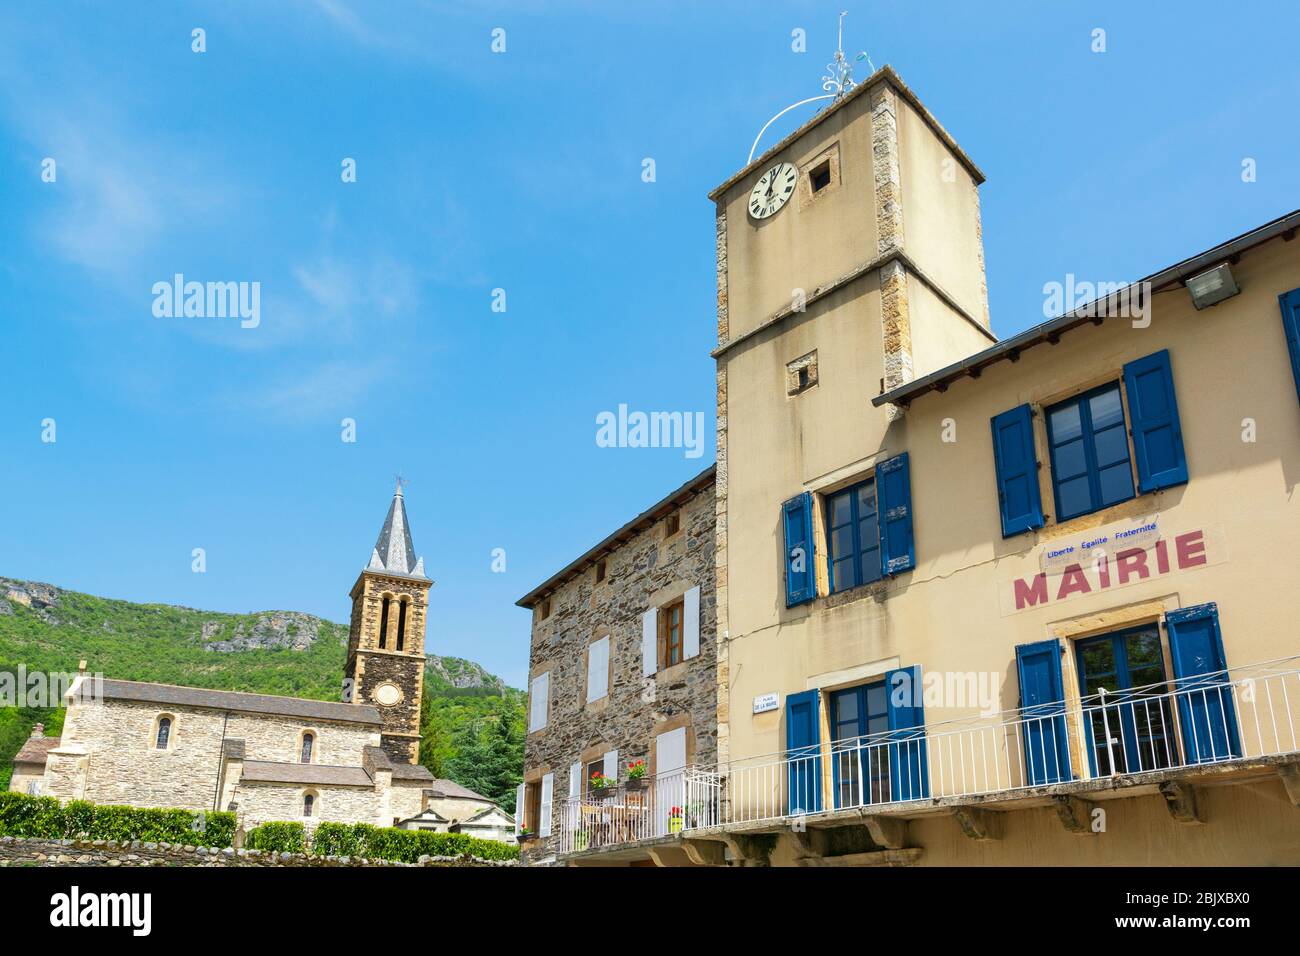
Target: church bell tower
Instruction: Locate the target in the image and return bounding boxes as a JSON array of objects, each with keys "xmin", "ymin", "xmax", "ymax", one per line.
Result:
[{"xmin": 344, "ymin": 481, "xmax": 431, "ymax": 764}]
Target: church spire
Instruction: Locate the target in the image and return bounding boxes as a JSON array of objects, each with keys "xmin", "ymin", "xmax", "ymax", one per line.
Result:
[{"xmin": 367, "ymin": 480, "xmax": 426, "ymax": 578}]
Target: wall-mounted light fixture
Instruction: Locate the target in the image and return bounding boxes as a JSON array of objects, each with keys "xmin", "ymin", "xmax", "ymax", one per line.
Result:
[{"xmin": 1185, "ymin": 262, "xmax": 1239, "ymax": 310}]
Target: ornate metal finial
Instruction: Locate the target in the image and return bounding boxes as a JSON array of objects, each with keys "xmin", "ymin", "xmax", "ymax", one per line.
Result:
[
  {"xmin": 821, "ymin": 11, "xmax": 873, "ymax": 101},
  {"xmin": 394, "ymin": 474, "xmax": 407, "ymax": 496},
  {"xmin": 747, "ymin": 12, "xmax": 877, "ymax": 163}
]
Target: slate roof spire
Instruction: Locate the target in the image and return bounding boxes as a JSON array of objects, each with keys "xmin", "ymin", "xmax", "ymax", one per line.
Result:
[{"xmin": 367, "ymin": 479, "xmax": 426, "ymax": 578}]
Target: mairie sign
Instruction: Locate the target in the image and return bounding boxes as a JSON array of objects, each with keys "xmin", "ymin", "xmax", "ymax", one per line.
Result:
[{"xmin": 999, "ymin": 524, "xmax": 1226, "ymax": 616}]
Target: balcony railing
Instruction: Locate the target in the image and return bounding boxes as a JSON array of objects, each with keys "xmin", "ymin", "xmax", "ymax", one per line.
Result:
[
  {"xmin": 557, "ymin": 770, "xmax": 720, "ymax": 854},
  {"xmin": 558, "ymin": 656, "xmax": 1300, "ymax": 853}
]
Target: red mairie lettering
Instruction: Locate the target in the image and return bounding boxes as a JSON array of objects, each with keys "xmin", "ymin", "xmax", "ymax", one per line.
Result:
[
  {"xmin": 1006, "ymin": 528, "xmax": 1216, "ymax": 613},
  {"xmin": 1014, "ymin": 573, "xmax": 1048, "ymax": 610},
  {"xmin": 1176, "ymin": 529, "xmax": 1207, "ymax": 568}
]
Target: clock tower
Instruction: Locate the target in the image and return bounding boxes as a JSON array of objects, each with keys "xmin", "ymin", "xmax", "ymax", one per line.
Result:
[{"xmin": 343, "ymin": 481, "xmax": 431, "ymax": 764}]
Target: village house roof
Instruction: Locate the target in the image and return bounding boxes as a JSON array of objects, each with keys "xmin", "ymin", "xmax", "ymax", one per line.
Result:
[
  {"xmin": 12, "ymin": 736, "xmax": 60, "ymax": 767},
  {"xmin": 873, "ymin": 209, "xmax": 1300, "ymax": 410},
  {"xmin": 515, "ymin": 464, "xmax": 717, "ymax": 608},
  {"xmin": 82, "ymin": 678, "xmax": 383, "ymax": 726},
  {"xmin": 424, "ymin": 778, "xmax": 495, "ymax": 802},
  {"xmin": 391, "ymin": 763, "xmax": 435, "ymax": 782},
  {"xmin": 456, "ymin": 805, "xmax": 514, "ymax": 825}
]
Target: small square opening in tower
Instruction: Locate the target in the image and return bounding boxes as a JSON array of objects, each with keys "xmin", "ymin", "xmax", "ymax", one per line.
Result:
[
  {"xmin": 810, "ymin": 160, "xmax": 832, "ymax": 194},
  {"xmin": 595, "ymin": 559, "xmax": 607, "ymax": 584},
  {"xmin": 664, "ymin": 512, "xmax": 680, "ymax": 538}
]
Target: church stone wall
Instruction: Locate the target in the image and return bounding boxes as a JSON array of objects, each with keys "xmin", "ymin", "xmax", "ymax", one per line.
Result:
[
  {"xmin": 233, "ymin": 781, "xmax": 385, "ymax": 829},
  {"xmin": 45, "ymin": 698, "xmax": 383, "ymax": 813}
]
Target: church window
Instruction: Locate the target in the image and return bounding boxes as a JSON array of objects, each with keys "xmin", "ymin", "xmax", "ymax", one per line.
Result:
[
  {"xmin": 379, "ymin": 596, "xmax": 391, "ymax": 649},
  {"xmin": 303, "ymin": 792, "xmax": 315, "ymax": 817},
  {"xmin": 396, "ymin": 598, "xmax": 408, "ymax": 651},
  {"xmin": 300, "ymin": 732, "xmax": 314, "ymax": 763},
  {"xmin": 155, "ymin": 716, "xmax": 172, "ymax": 750}
]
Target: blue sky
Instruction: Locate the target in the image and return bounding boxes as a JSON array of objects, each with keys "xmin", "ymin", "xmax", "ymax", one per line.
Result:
[{"xmin": 2, "ymin": 1, "xmax": 1297, "ymax": 689}]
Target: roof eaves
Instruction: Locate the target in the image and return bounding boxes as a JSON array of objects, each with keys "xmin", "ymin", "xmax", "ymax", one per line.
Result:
[
  {"xmin": 872, "ymin": 209, "xmax": 1300, "ymax": 409},
  {"xmin": 515, "ymin": 464, "xmax": 716, "ymax": 608}
]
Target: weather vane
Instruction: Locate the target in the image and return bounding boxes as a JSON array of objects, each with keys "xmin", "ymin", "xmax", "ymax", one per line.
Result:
[
  {"xmin": 748, "ymin": 12, "xmax": 876, "ymax": 163},
  {"xmin": 821, "ymin": 11, "xmax": 873, "ymax": 100},
  {"xmin": 394, "ymin": 473, "xmax": 407, "ymax": 494}
]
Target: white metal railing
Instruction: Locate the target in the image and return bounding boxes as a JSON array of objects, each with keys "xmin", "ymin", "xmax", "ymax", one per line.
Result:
[
  {"xmin": 698, "ymin": 657, "xmax": 1300, "ymax": 831},
  {"xmin": 556, "ymin": 769, "xmax": 720, "ymax": 854},
  {"xmin": 557, "ymin": 657, "xmax": 1300, "ymax": 851}
]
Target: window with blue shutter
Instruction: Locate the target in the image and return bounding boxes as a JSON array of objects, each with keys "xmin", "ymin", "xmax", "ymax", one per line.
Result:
[
  {"xmin": 1279, "ymin": 287, "xmax": 1300, "ymax": 405},
  {"xmin": 1123, "ymin": 349, "xmax": 1188, "ymax": 493},
  {"xmin": 876, "ymin": 453, "xmax": 914, "ymax": 575},
  {"xmin": 785, "ymin": 689, "xmax": 822, "ymax": 815},
  {"xmin": 1045, "ymin": 382, "xmax": 1135, "ymax": 521},
  {"xmin": 1015, "ymin": 640, "xmax": 1072, "ymax": 785},
  {"xmin": 991, "ymin": 404, "xmax": 1044, "ymax": 537},
  {"xmin": 1165, "ymin": 603, "xmax": 1240, "ymax": 763},
  {"xmin": 829, "ymin": 681, "xmax": 889, "ymax": 808},
  {"xmin": 782, "ymin": 492, "xmax": 815, "ymax": 607},
  {"xmin": 825, "ymin": 478, "xmax": 882, "ymax": 593},
  {"xmin": 885, "ymin": 665, "xmax": 929, "ymax": 801}
]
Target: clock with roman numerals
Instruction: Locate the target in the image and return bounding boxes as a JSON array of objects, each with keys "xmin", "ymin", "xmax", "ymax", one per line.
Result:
[{"xmin": 748, "ymin": 161, "xmax": 797, "ymax": 220}]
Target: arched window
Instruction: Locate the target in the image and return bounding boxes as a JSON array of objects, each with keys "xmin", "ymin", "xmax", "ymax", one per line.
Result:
[
  {"xmin": 378, "ymin": 596, "xmax": 391, "ymax": 649},
  {"xmin": 155, "ymin": 716, "xmax": 172, "ymax": 750},
  {"xmin": 396, "ymin": 598, "xmax": 408, "ymax": 651},
  {"xmin": 303, "ymin": 792, "xmax": 315, "ymax": 818},
  {"xmin": 300, "ymin": 732, "xmax": 314, "ymax": 763}
]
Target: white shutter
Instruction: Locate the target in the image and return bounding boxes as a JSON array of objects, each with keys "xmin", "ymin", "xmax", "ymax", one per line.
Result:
[
  {"xmin": 586, "ymin": 637, "xmax": 609, "ymax": 703},
  {"xmin": 569, "ymin": 761, "xmax": 582, "ymax": 797},
  {"xmin": 539, "ymin": 773, "xmax": 554, "ymax": 837},
  {"xmin": 603, "ymin": 748, "xmax": 619, "ymax": 783},
  {"xmin": 515, "ymin": 783, "xmax": 525, "ymax": 835},
  {"xmin": 529, "ymin": 672, "xmax": 549, "ymax": 732},
  {"xmin": 642, "ymin": 608, "xmax": 658, "ymax": 677},
  {"xmin": 684, "ymin": 585, "xmax": 701, "ymax": 660}
]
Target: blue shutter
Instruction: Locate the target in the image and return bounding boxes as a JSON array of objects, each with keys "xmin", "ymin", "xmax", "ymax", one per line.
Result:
[
  {"xmin": 784, "ymin": 690, "xmax": 822, "ymax": 815},
  {"xmin": 1165, "ymin": 603, "xmax": 1241, "ymax": 763},
  {"xmin": 1015, "ymin": 640, "xmax": 1072, "ymax": 786},
  {"xmin": 990, "ymin": 405, "xmax": 1044, "ymax": 537},
  {"xmin": 1123, "ymin": 350, "xmax": 1188, "ymax": 493},
  {"xmin": 782, "ymin": 492, "xmax": 815, "ymax": 607},
  {"xmin": 876, "ymin": 453, "xmax": 914, "ymax": 576},
  {"xmin": 1279, "ymin": 287, "xmax": 1300, "ymax": 406},
  {"xmin": 885, "ymin": 665, "xmax": 929, "ymax": 801}
]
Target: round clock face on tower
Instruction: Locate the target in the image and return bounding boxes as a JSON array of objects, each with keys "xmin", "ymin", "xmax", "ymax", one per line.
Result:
[
  {"xmin": 373, "ymin": 682, "xmax": 403, "ymax": 707},
  {"xmin": 748, "ymin": 162, "xmax": 797, "ymax": 220}
]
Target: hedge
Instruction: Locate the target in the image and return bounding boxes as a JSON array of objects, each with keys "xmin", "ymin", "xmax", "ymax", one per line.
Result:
[
  {"xmin": 244, "ymin": 820, "xmax": 305, "ymax": 853},
  {"xmin": 0, "ymin": 791, "xmax": 236, "ymax": 848},
  {"xmin": 310, "ymin": 822, "xmax": 518, "ymax": 862}
]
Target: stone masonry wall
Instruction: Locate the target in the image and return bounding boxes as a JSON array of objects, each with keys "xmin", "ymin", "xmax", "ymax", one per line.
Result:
[
  {"xmin": 0, "ymin": 836, "xmax": 511, "ymax": 867},
  {"xmin": 522, "ymin": 479, "xmax": 716, "ymax": 863},
  {"xmin": 46, "ymin": 698, "xmax": 381, "ymax": 811}
]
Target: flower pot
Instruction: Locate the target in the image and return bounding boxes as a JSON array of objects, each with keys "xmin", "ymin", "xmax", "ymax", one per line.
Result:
[
  {"xmin": 624, "ymin": 777, "xmax": 645, "ymax": 791},
  {"xmin": 668, "ymin": 816, "xmax": 683, "ymax": 833}
]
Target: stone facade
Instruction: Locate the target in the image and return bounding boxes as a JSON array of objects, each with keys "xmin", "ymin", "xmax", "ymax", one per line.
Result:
[
  {"xmin": 0, "ymin": 835, "xmax": 511, "ymax": 867},
  {"xmin": 517, "ymin": 469, "xmax": 717, "ymax": 864}
]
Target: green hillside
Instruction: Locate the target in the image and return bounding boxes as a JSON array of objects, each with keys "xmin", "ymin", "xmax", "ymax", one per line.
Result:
[{"xmin": 0, "ymin": 578, "xmax": 524, "ymax": 810}]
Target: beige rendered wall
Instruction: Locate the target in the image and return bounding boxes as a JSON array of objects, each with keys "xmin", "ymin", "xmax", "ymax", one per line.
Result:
[
  {"xmin": 720, "ymin": 92, "xmax": 880, "ymax": 340},
  {"xmin": 725, "ymin": 234, "xmax": 1300, "ymax": 768},
  {"xmin": 896, "ymin": 97, "xmax": 989, "ymax": 328}
]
